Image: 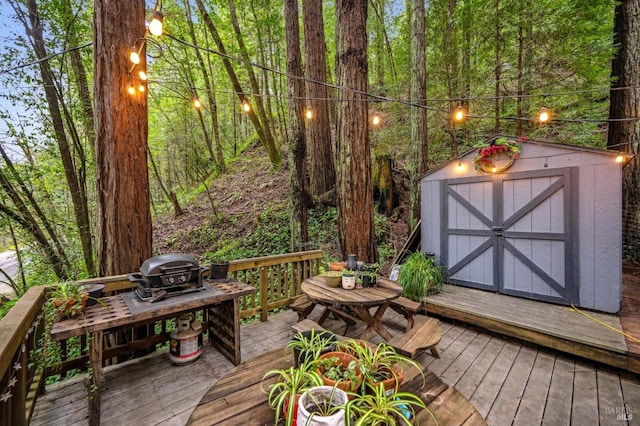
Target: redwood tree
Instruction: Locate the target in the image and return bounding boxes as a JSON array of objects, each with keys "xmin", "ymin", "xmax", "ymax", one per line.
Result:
[
  {"xmin": 607, "ymin": 0, "xmax": 640, "ymax": 262},
  {"xmin": 336, "ymin": 0, "xmax": 377, "ymax": 263},
  {"xmin": 94, "ymin": 0, "xmax": 152, "ymax": 277}
]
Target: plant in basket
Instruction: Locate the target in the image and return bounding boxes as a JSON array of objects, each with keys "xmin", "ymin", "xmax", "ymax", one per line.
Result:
[
  {"xmin": 262, "ymin": 361, "xmax": 323, "ymax": 426},
  {"xmin": 45, "ymin": 281, "xmax": 90, "ymax": 321}
]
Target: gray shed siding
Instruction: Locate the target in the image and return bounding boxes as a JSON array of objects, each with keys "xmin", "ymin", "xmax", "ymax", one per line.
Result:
[{"xmin": 420, "ymin": 140, "xmax": 622, "ymax": 313}]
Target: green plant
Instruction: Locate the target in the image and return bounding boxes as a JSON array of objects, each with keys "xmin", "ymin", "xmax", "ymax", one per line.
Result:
[
  {"xmin": 262, "ymin": 363, "xmax": 323, "ymax": 425},
  {"xmin": 45, "ymin": 281, "xmax": 89, "ymax": 321},
  {"xmin": 397, "ymin": 251, "xmax": 444, "ymax": 302},
  {"xmin": 337, "ymin": 340, "xmax": 424, "ymax": 394},
  {"xmin": 286, "ymin": 330, "xmax": 337, "ymax": 367},
  {"xmin": 345, "ymin": 380, "xmax": 431, "ymax": 426},
  {"xmin": 299, "ymin": 384, "xmax": 348, "ymax": 422},
  {"xmin": 316, "ymin": 354, "xmax": 361, "ymax": 392}
]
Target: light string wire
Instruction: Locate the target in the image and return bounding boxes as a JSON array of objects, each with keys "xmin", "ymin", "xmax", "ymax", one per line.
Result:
[{"xmin": 1, "ymin": 34, "xmax": 639, "ymax": 125}]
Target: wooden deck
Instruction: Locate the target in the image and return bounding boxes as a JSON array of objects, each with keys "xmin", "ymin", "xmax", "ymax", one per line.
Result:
[{"xmin": 31, "ymin": 299, "xmax": 640, "ymax": 425}]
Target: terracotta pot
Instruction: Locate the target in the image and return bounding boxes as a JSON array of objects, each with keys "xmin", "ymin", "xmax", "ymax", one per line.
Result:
[
  {"xmin": 330, "ymin": 262, "xmax": 346, "ymax": 271},
  {"xmin": 316, "ymin": 351, "xmax": 363, "ymax": 394},
  {"xmin": 52, "ymin": 293, "xmax": 89, "ymax": 319},
  {"xmin": 366, "ymin": 367, "xmax": 404, "ymax": 396}
]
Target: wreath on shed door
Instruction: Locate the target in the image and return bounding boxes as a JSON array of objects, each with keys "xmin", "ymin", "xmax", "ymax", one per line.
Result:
[{"xmin": 472, "ymin": 137, "xmax": 521, "ymax": 173}]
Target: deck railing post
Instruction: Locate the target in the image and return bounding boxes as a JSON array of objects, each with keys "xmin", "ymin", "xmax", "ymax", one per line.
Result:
[{"xmin": 259, "ymin": 266, "xmax": 268, "ymax": 322}]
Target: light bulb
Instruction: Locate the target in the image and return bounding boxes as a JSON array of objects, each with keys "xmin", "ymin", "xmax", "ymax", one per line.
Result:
[
  {"xmin": 193, "ymin": 98, "xmax": 202, "ymax": 109},
  {"xmin": 138, "ymin": 70, "xmax": 148, "ymax": 81},
  {"xmin": 539, "ymin": 107, "xmax": 549, "ymax": 123},
  {"xmin": 615, "ymin": 155, "xmax": 624, "ymax": 163},
  {"xmin": 149, "ymin": 11, "xmax": 164, "ymax": 37},
  {"xmin": 129, "ymin": 50, "xmax": 140, "ymax": 65},
  {"xmin": 372, "ymin": 115, "xmax": 380, "ymax": 126},
  {"xmin": 453, "ymin": 106, "xmax": 466, "ymax": 122},
  {"xmin": 242, "ymin": 101, "xmax": 251, "ymax": 112},
  {"xmin": 138, "ymin": 84, "xmax": 145, "ymax": 93},
  {"xmin": 305, "ymin": 109, "xmax": 313, "ymax": 119},
  {"xmin": 127, "ymin": 84, "xmax": 135, "ymax": 95}
]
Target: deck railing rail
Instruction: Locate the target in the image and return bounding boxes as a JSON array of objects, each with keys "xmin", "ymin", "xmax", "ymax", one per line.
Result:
[{"xmin": 0, "ymin": 250, "xmax": 323, "ymax": 426}]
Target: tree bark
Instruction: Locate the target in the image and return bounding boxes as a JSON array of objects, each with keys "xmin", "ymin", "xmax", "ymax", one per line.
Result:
[
  {"xmin": 607, "ymin": 0, "xmax": 640, "ymax": 262},
  {"xmin": 336, "ymin": 0, "xmax": 377, "ymax": 263},
  {"xmin": 94, "ymin": 0, "xmax": 152, "ymax": 277},
  {"xmin": 302, "ymin": 0, "xmax": 336, "ymax": 198},
  {"xmin": 284, "ymin": 0, "xmax": 310, "ymax": 252},
  {"xmin": 409, "ymin": 0, "xmax": 427, "ymax": 230}
]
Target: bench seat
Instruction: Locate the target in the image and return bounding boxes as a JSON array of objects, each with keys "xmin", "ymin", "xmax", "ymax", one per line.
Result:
[
  {"xmin": 290, "ymin": 295, "xmax": 316, "ymax": 322},
  {"xmin": 387, "ymin": 315, "xmax": 441, "ymax": 359},
  {"xmin": 389, "ymin": 296, "xmax": 422, "ymax": 332}
]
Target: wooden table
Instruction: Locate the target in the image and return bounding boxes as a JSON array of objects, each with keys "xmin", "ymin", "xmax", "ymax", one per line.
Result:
[
  {"xmin": 49, "ymin": 278, "xmax": 255, "ymax": 425},
  {"xmin": 301, "ymin": 275, "xmax": 402, "ymax": 341},
  {"xmin": 187, "ymin": 347, "xmax": 486, "ymax": 425}
]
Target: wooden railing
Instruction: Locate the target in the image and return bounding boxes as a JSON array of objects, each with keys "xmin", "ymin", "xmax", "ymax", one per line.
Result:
[{"xmin": 0, "ymin": 250, "xmax": 323, "ymax": 426}]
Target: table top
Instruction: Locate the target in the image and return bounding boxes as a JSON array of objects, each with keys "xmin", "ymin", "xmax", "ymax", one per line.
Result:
[
  {"xmin": 301, "ymin": 275, "xmax": 402, "ymax": 307},
  {"xmin": 187, "ymin": 346, "xmax": 486, "ymax": 426},
  {"xmin": 50, "ymin": 278, "xmax": 255, "ymax": 341}
]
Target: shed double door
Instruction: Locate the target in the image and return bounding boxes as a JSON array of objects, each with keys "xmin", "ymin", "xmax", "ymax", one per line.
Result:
[{"xmin": 441, "ymin": 168, "xmax": 576, "ymax": 305}]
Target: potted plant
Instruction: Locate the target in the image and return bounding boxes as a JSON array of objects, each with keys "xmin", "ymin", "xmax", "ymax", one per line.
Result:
[
  {"xmin": 287, "ymin": 329, "xmax": 338, "ymax": 367},
  {"xmin": 341, "ymin": 270, "xmax": 356, "ymax": 290},
  {"xmin": 316, "ymin": 351, "xmax": 363, "ymax": 393},
  {"xmin": 397, "ymin": 251, "xmax": 443, "ymax": 302},
  {"xmin": 297, "ymin": 385, "xmax": 348, "ymax": 426},
  {"xmin": 45, "ymin": 281, "xmax": 90, "ymax": 321},
  {"xmin": 345, "ymin": 380, "xmax": 431, "ymax": 425},
  {"xmin": 360, "ymin": 263, "xmax": 380, "ymax": 287},
  {"xmin": 262, "ymin": 363, "xmax": 323, "ymax": 426},
  {"xmin": 338, "ymin": 341, "xmax": 423, "ymax": 396}
]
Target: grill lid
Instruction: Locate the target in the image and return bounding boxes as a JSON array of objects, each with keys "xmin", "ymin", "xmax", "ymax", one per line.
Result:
[{"xmin": 140, "ymin": 253, "xmax": 200, "ymax": 277}]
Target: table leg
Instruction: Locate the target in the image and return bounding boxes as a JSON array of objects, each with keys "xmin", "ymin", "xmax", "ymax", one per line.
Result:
[
  {"xmin": 88, "ymin": 330, "xmax": 103, "ymax": 426},
  {"xmin": 351, "ymin": 303, "xmax": 393, "ymax": 341}
]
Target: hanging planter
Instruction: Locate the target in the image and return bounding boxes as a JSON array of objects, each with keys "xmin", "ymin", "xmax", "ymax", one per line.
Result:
[{"xmin": 472, "ymin": 137, "xmax": 521, "ymax": 173}]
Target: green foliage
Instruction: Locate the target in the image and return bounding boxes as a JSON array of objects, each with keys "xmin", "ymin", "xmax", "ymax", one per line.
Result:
[
  {"xmin": 398, "ymin": 252, "xmax": 444, "ymax": 302},
  {"xmin": 345, "ymin": 382, "xmax": 430, "ymax": 426}
]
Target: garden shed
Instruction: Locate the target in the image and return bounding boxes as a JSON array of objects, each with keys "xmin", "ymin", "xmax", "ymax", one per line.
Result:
[{"xmin": 420, "ymin": 135, "xmax": 629, "ymax": 313}]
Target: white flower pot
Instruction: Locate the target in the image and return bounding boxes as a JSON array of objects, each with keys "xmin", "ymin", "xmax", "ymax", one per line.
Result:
[
  {"xmin": 297, "ymin": 386, "xmax": 347, "ymax": 426},
  {"xmin": 341, "ymin": 275, "xmax": 356, "ymax": 289}
]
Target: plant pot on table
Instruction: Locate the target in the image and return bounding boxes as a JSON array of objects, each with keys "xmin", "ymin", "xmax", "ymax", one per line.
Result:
[{"xmin": 297, "ymin": 385, "xmax": 348, "ymax": 426}]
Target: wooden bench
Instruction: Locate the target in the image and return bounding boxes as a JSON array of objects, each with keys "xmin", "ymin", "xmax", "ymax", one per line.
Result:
[
  {"xmin": 290, "ymin": 295, "xmax": 316, "ymax": 322},
  {"xmin": 291, "ymin": 318, "xmax": 327, "ymax": 334},
  {"xmin": 387, "ymin": 315, "xmax": 441, "ymax": 359},
  {"xmin": 389, "ymin": 296, "xmax": 422, "ymax": 332}
]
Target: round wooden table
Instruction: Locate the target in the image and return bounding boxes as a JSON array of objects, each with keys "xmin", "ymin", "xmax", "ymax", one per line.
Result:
[
  {"xmin": 301, "ymin": 275, "xmax": 402, "ymax": 341},
  {"xmin": 187, "ymin": 347, "xmax": 486, "ymax": 425}
]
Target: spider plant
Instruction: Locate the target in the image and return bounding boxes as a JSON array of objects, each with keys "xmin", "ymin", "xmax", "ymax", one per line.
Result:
[
  {"xmin": 261, "ymin": 362, "xmax": 323, "ymax": 426},
  {"xmin": 345, "ymin": 380, "xmax": 432, "ymax": 425}
]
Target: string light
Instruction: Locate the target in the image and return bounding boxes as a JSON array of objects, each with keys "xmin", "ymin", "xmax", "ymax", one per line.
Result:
[
  {"xmin": 193, "ymin": 97, "xmax": 202, "ymax": 109},
  {"xmin": 372, "ymin": 114, "xmax": 381, "ymax": 126},
  {"xmin": 138, "ymin": 70, "xmax": 148, "ymax": 81},
  {"xmin": 138, "ymin": 83, "xmax": 145, "ymax": 93},
  {"xmin": 242, "ymin": 100, "xmax": 251, "ymax": 112},
  {"xmin": 149, "ymin": 11, "xmax": 164, "ymax": 37},
  {"xmin": 305, "ymin": 107, "xmax": 313, "ymax": 119},
  {"xmin": 538, "ymin": 107, "xmax": 550, "ymax": 123},
  {"xmin": 127, "ymin": 84, "xmax": 136, "ymax": 95},
  {"xmin": 615, "ymin": 155, "xmax": 624, "ymax": 163},
  {"xmin": 453, "ymin": 105, "xmax": 466, "ymax": 122},
  {"xmin": 129, "ymin": 49, "xmax": 141, "ymax": 65}
]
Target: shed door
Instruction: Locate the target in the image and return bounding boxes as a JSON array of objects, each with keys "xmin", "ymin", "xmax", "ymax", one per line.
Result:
[{"xmin": 441, "ymin": 168, "xmax": 576, "ymax": 305}]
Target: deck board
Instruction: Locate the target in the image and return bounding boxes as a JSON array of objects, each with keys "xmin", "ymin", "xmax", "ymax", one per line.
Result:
[{"xmin": 31, "ymin": 295, "xmax": 640, "ymax": 426}]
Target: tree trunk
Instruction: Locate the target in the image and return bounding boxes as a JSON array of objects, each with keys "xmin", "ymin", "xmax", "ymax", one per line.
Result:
[
  {"xmin": 94, "ymin": 0, "xmax": 152, "ymax": 278},
  {"xmin": 607, "ymin": 0, "xmax": 640, "ymax": 262},
  {"xmin": 284, "ymin": 0, "xmax": 310, "ymax": 252},
  {"xmin": 336, "ymin": 0, "xmax": 377, "ymax": 263},
  {"xmin": 302, "ymin": 0, "xmax": 336, "ymax": 198},
  {"xmin": 494, "ymin": 0, "xmax": 502, "ymax": 133},
  {"xmin": 409, "ymin": 0, "xmax": 427, "ymax": 230}
]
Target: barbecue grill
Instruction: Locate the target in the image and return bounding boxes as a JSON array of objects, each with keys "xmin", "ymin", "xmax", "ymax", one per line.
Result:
[{"xmin": 128, "ymin": 253, "xmax": 207, "ymax": 302}]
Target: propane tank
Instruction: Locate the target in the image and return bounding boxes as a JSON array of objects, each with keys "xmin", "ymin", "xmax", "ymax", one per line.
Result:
[{"xmin": 169, "ymin": 314, "xmax": 203, "ymax": 365}]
